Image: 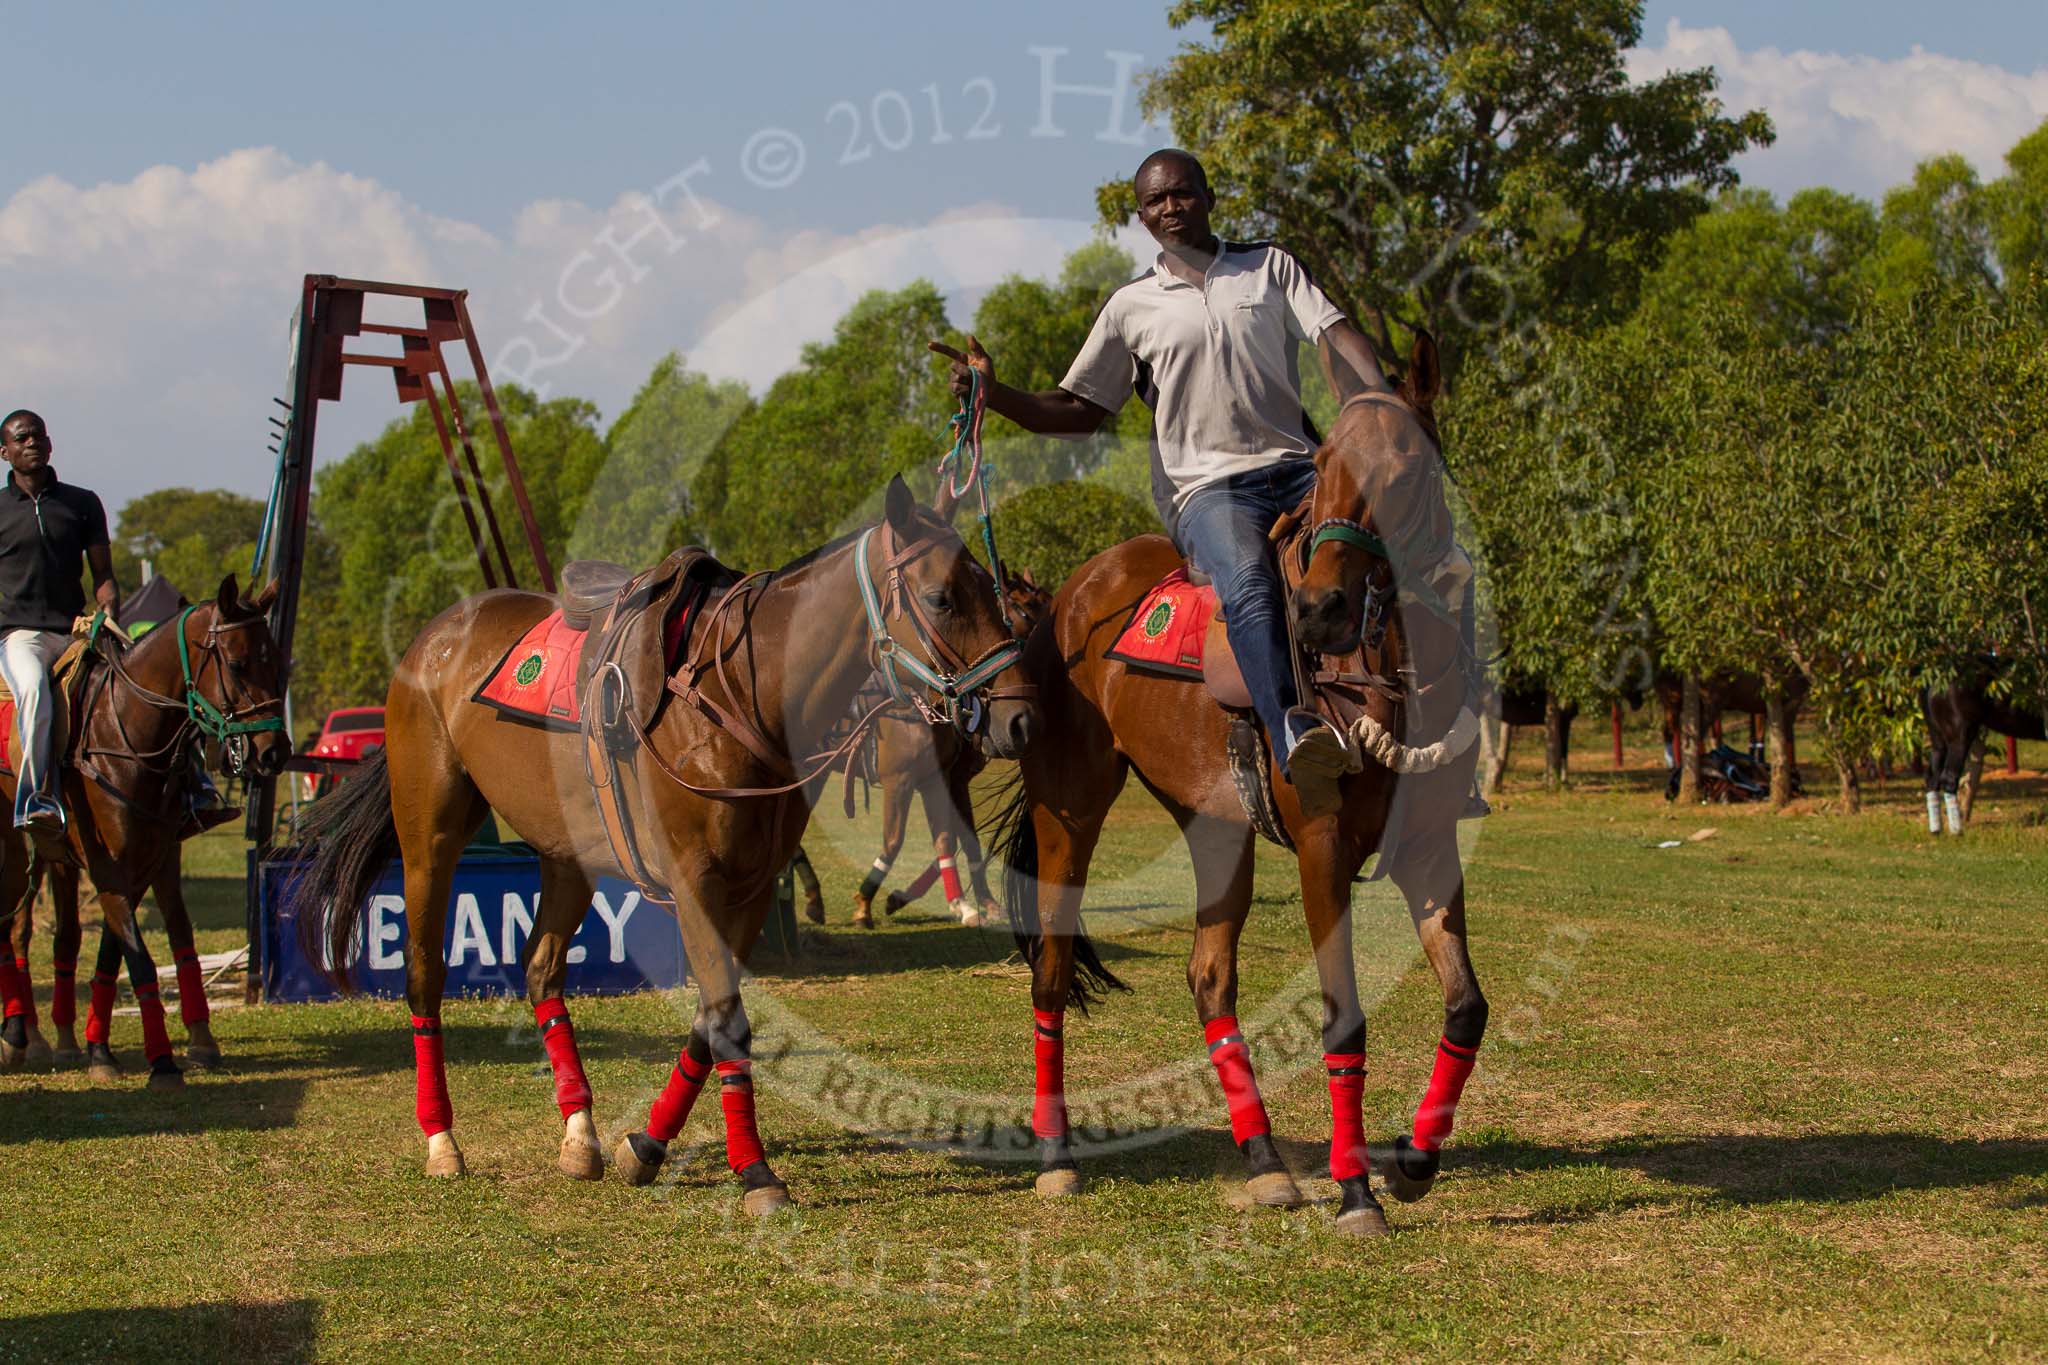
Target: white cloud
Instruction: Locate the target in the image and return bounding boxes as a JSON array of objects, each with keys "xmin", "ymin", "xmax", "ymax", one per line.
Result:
[
  {"xmin": 1627, "ymin": 20, "xmax": 2048, "ymax": 201},
  {"xmin": 0, "ymin": 149, "xmax": 1117, "ymax": 514}
]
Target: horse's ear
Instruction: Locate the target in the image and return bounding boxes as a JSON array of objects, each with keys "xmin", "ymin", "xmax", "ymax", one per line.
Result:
[
  {"xmin": 884, "ymin": 474, "xmax": 917, "ymax": 538},
  {"xmin": 215, "ymin": 573, "xmax": 240, "ymax": 614},
  {"xmin": 252, "ymin": 578, "xmax": 280, "ymax": 611},
  {"xmin": 1403, "ymin": 330, "xmax": 1442, "ymax": 407}
]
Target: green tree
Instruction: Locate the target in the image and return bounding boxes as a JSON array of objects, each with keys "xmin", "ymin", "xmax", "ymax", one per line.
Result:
[
  {"xmin": 1988, "ymin": 118, "xmax": 2048, "ymax": 285},
  {"xmin": 1864, "ymin": 153, "xmax": 1999, "ymax": 302},
  {"xmin": 992, "ymin": 482, "xmax": 1161, "ymax": 588},
  {"xmin": 110, "ymin": 487, "xmax": 266, "ymax": 601},
  {"xmin": 696, "ymin": 282, "xmax": 955, "ymax": 568},
  {"xmin": 1636, "ymin": 187, "xmax": 1878, "ymax": 345},
  {"xmin": 573, "ymin": 353, "xmax": 752, "ymax": 566},
  {"xmin": 294, "ymin": 383, "xmax": 605, "ymax": 716},
  {"xmin": 1108, "ymin": 0, "xmax": 1773, "ymax": 372}
]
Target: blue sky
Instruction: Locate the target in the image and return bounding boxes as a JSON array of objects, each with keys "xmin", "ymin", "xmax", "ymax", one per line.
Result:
[{"xmin": 4, "ymin": 3, "xmax": 2045, "ymax": 511}]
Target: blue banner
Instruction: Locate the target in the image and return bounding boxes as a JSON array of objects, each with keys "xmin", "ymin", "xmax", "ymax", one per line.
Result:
[{"xmin": 259, "ymin": 852, "xmax": 688, "ymax": 1002}]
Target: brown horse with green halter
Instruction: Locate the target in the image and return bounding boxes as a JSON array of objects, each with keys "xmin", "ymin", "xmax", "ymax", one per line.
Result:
[
  {"xmin": 0, "ymin": 576, "xmax": 291, "ymax": 1085},
  {"xmin": 987, "ymin": 337, "xmax": 1487, "ymax": 1236},
  {"xmin": 288, "ymin": 478, "xmax": 1038, "ymax": 1212}
]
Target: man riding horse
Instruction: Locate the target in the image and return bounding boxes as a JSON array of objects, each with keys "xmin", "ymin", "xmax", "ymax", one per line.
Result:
[
  {"xmin": 0, "ymin": 411, "xmax": 118, "ymax": 864},
  {"xmin": 931, "ymin": 149, "xmax": 1390, "ymax": 815}
]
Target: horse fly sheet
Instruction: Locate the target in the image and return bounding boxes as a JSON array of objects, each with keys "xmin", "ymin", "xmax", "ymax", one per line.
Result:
[
  {"xmin": 473, "ymin": 604, "xmax": 695, "ymax": 732},
  {"xmin": 1104, "ymin": 567, "xmax": 1220, "ymax": 682}
]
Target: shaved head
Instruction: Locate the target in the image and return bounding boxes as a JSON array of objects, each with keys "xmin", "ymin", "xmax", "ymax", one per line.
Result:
[{"xmin": 1133, "ymin": 148, "xmax": 1210, "ymax": 196}]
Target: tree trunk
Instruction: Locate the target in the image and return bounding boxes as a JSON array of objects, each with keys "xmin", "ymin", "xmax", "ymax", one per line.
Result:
[
  {"xmin": 1833, "ymin": 751, "xmax": 1862, "ymax": 814},
  {"xmin": 1766, "ymin": 693, "xmax": 1793, "ymax": 808},
  {"xmin": 1479, "ymin": 712, "xmax": 1511, "ymax": 795},
  {"xmin": 1676, "ymin": 675, "xmax": 1702, "ymax": 804},
  {"xmin": 1543, "ymin": 693, "xmax": 1568, "ymax": 792},
  {"xmin": 1959, "ymin": 731, "xmax": 1988, "ymax": 823}
]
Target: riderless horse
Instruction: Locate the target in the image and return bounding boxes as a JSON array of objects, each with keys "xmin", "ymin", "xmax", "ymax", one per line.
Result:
[
  {"xmin": 1923, "ymin": 657, "xmax": 2045, "ymax": 833},
  {"xmin": 988, "ymin": 336, "xmax": 1487, "ymax": 1236},
  {"xmin": 290, "ymin": 478, "xmax": 1037, "ymax": 1211},
  {"xmin": 0, "ymin": 577, "xmax": 289, "ymax": 1085}
]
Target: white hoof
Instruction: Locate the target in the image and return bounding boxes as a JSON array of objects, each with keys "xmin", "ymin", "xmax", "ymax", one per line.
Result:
[
  {"xmin": 950, "ymin": 899, "xmax": 981, "ymax": 928},
  {"xmin": 424, "ymin": 1130, "xmax": 467, "ymax": 1178},
  {"xmin": 557, "ymin": 1108, "xmax": 603, "ymax": 1181}
]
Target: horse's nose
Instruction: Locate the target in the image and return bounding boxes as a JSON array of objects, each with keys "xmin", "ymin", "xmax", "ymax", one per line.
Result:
[
  {"xmin": 1291, "ymin": 584, "xmax": 1354, "ymax": 651},
  {"xmin": 1001, "ymin": 705, "xmax": 1037, "ymax": 757}
]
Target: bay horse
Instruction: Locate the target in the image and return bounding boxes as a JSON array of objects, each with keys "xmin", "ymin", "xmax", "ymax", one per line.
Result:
[
  {"xmin": 987, "ymin": 337, "xmax": 1486, "ymax": 1236},
  {"xmin": 289, "ymin": 478, "xmax": 1038, "ymax": 1212},
  {"xmin": 0, "ymin": 576, "xmax": 290, "ymax": 1086},
  {"xmin": 1, "ymin": 849, "xmax": 223, "ymax": 1076},
  {"xmin": 1922, "ymin": 658, "xmax": 2045, "ymax": 833},
  {"xmin": 848, "ymin": 570, "xmax": 1053, "ymax": 930}
]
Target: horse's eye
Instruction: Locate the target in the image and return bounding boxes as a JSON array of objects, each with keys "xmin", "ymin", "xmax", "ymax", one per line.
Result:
[{"xmin": 922, "ymin": 590, "xmax": 951, "ymax": 614}]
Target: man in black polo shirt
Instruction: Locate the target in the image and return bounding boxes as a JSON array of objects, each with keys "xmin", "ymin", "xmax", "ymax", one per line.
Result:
[{"xmin": 0, "ymin": 411, "xmax": 117, "ymax": 855}]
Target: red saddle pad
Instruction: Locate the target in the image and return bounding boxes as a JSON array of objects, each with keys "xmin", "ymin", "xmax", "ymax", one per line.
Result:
[
  {"xmin": 475, "ymin": 604, "xmax": 699, "ymax": 731},
  {"xmin": 1104, "ymin": 567, "xmax": 1218, "ymax": 682}
]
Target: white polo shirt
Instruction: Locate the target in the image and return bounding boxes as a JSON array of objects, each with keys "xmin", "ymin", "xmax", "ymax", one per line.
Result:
[{"xmin": 1059, "ymin": 241, "xmax": 1346, "ymax": 525}]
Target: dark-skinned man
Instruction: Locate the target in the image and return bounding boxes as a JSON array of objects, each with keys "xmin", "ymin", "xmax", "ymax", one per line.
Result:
[
  {"xmin": 931, "ymin": 148, "xmax": 1389, "ymax": 815},
  {"xmin": 0, "ymin": 410, "xmax": 116, "ymax": 861}
]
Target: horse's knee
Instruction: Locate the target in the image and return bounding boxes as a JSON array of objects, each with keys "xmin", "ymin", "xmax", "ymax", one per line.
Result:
[
  {"xmin": 1186, "ymin": 951, "xmax": 1236, "ymax": 1019},
  {"xmin": 1444, "ymin": 991, "xmax": 1488, "ymax": 1050}
]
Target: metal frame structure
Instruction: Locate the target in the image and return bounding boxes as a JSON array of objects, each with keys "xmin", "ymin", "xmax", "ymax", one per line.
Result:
[{"xmin": 243, "ymin": 276, "xmax": 556, "ymax": 997}]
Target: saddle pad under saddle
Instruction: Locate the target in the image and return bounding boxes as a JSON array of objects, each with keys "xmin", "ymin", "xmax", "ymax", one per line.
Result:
[
  {"xmin": 0, "ymin": 638, "xmax": 94, "ymax": 774},
  {"xmin": 473, "ymin": 605, "xmax": 695, "ymax": 732},
  {"xmin": 1104, "ymin": 567, "xmax": 1219, "ymax": 682}
]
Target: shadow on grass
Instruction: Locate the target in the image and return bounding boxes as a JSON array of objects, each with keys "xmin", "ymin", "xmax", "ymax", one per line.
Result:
[
  {"xmin": 0, "ymin": 1075, "xmax": 309, "ymax": 1146},
  {"xmin": 0, "ymin": 1298, "xmax": 319, "ymax": 1362},
  {"xmin": 212, "ymin": 1017, "xmax": 663, "ymax": 1078},
  {"xmin": 1462, "ymin": 1130, "xmax": 2048, "ymax": 1207}
]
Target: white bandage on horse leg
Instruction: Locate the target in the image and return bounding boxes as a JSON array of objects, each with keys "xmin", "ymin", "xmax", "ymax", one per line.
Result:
[
  {"xmin": 1925, "ymin": 790, "xmax": 1942, "ymax": 834},
  {"xmin": 1943, "ymin": 792, "xmax": 1964, "ymax": 835}
]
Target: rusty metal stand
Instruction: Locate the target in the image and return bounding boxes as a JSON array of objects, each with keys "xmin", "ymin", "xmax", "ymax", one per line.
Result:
[{"xmin": 243, "ymin": 276, "xmax": 556, "ymax": 1000}]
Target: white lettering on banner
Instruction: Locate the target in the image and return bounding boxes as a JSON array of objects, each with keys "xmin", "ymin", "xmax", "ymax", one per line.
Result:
[
  {"xmin": 589, "ymin": 889, "xmax": 641, "ymax": 965},
  {"xmin": 1027, "ymin": 47, "xmax": 1147, "ymax": 143},
  {"xmin": 368, "ymin": 895, "xmax": 405, "ymax": 971},
  {"xmin": 501, "ymin": 892, "xmax": 534, "ymax": 966},
  {"xmin": 449, "ymin": 893, "xmax": 497, "ymax": 968}
]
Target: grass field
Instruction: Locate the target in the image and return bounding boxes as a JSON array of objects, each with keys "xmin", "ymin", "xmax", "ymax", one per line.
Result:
[{"xmin": 2, "ymin": 729, "xmax": 2045, "ymax": 1362}]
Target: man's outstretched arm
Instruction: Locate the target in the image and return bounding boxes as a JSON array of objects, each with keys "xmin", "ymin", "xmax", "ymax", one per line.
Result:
[
  {"xmin": 929, "ymin": 337, "xmax": 1114, "ymax": 439},
  {"xmin": 1316, "ymin": 318, "xmax": 1392, "ymax": 406}
]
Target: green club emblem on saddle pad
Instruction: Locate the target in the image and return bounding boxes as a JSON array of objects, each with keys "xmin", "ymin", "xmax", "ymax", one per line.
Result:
[
  {"xmin": 514, "ymin": 651, "xmax": 546, "ymax": 687},
  {"xmin": 1141, "ymin": 598, "xmax": 1175, "ymax": 639}
]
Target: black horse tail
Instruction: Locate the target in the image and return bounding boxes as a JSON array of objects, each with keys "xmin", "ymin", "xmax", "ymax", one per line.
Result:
[
  {"xmin": 983, "ymin": 772, "xmax": 1126, "ymax": 1013},
  {"xmin": 285, "ymin": 749, "xmax": 400, "ymax": 991}
]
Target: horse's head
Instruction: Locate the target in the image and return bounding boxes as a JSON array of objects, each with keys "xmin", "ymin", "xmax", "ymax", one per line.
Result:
[
  {"xmin": 1000, "ymin": 566, "xmax": 1054, "ymax": 638},
  {"xmin": 866, "ymin": 476, "xmax": 1040, "ymax": 759},
  {"xmin": 185, "ymin": 573, "xmax": 292, "ymax": 779},
  {"xmin": 1291, "ymin": 331, "xmax": 1444, "ymax": 655}
]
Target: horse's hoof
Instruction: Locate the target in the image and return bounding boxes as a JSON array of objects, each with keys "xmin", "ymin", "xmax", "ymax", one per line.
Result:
[
  {"xmin": 184, "ymin": 1044, "xmax": 223, "ymax": 1070},
  {"xmin": 802, "ymin": 896, "xmax": 825, "ymax": 926},
  {"xmin": 1334, "ymin": 1176, "xmax": 1390, "ymax": 1237},
  {"xmin": 979, "ymin": 898, "xmax": 1003, "ymax": 925},
  {"xmin": 852, "ymin": 907, "xmax": 874, "ymax": 931},
  {"xmin": 882, "ymin": 893, "xmax": 906, "ymax": 917},
  {"xmin": 85, "ymin": 1043, "xmax": 121, "ymax": 1085},
  {"xmin": 424, "ymin": 1131, "xmax": 466, "ymax": 1178},
  {"xmin": 741, "ymin": 1183, "xmax": 793, "ymax": 1217},
  {"xmin": 146, "ymin": 1060, "xmax": 185, "ymax": 1092},
  {"xmin": 557, "ymin": 1137, "xmax": 604, "ymax": 1181},
  {"xmin": 1034, "ymin": 1168, "xmax": 1083, "ymax": 1198},
  {"xmin": 1246, "ymin": 1170, "xmax": 1305, "ymax": 1208},
  {"xmin": 0, "ymin": 1039, "xmax": 23, "ymax": 1069},
  {"xmin": 951, "ymin": 901, "xmax": 981, "ymax": 928},
  {"xmin": 24, "ymin": 1031, "xmax": 53, "ymax": 1068},
  {"xmin": 52, "ymin": 1045, "xmax": 82, "ymax": 1069},
  {"xmin": 614, "ymin": 1131, "xmax": 667, "ymax": 1187},
  {"xmin": 1375, "ymin": 1134, "xmax": 1441, "ymax": 1204}
]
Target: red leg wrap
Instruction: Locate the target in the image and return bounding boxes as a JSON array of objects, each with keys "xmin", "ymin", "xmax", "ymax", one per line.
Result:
[
  {"xmin": 646, "ymin": 1050, "xmax": 711, "ymax": 1142},
  {"xmin": 1203, "ymin": 1015, "xmax": 1271, "ymax": 1144},
  {"xmin": 84, "ymin": 972, "xmax": 116, "ymax": 1045},
  {"xmin": 533, "ymin": 998, "xmax": 593, "ymax": 1117},
  {"xmin": 1325, "ymin": 1052, "xmax": 1368, "ymax": 1180},
  {"xmin": 412, "ymin": 1015, "xmax": 453, "ymax": 1136},
  {"xmin": 1413, "ymin": 1036, "xmax": 1479, "ymax": 1153},
  {"xmin": 16, "ymin": 957, "xmax": 36, "ymax": 1027},
  {"xmin": 173, "ymin": 948, "xmax": 209, "ymax": 1028},
  {"xmin": 899, "ymin": 861, "xmax": 940, "ymax": 902},
  {"xmin": 938, "ymin": 856, "xmax": 965, "ymax": 906},
  {"xmin": 51, "ymin": 958, "xmax": 75, "ymax": 1029},
  {"xmin": 1032, "ymin": 1008, "xmax": 1067, "ymax": 1137},
  {"xmin": 135, "ymin": 984, "xmax": 172, "ymax": 1062},
  {"xmin": 0, "ymin": 954, "xmax": 26, "ymax": 1020},
  {"xmin": 716, "ymin": 1060, "xmax": 765, "ymax": 1172}
]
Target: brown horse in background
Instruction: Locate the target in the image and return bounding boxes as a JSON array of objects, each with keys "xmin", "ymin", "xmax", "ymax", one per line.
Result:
[
  {"xmin": 0, "ymin": 578, "xmax": 290, "ymax": 1086},
  {"xmin": 988, "ymin": 338, "xmax": 1488, "ymax": 1237},
  {"xmin": 847, "ymin": 570, "xmax": 1053, "ymax": 929},
  {"xmin": 289, "ymin": 479, "xmax": 1038, "ymax": 1212}
]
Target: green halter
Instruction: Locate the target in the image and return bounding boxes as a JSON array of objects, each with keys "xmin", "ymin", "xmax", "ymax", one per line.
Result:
[{"xmin": 175, "ymin": 604, "xmax": 288, "ymax": 744}]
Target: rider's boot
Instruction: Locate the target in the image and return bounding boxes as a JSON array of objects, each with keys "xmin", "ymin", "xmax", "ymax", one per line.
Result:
[{"xmin": 1282, "ymin": 707, "xmax": 1349, "ymax": 820}]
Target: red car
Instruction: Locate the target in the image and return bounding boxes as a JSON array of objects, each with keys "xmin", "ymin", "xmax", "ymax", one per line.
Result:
[{"xmin": 303, "ymin": 706, "xmax": 386, "ymax": 799}]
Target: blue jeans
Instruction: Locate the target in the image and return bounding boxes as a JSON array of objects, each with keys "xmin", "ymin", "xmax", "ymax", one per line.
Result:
[{"xmin": 1177, "ymin": 460, "xmax": 1318, "ymax": 770}]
